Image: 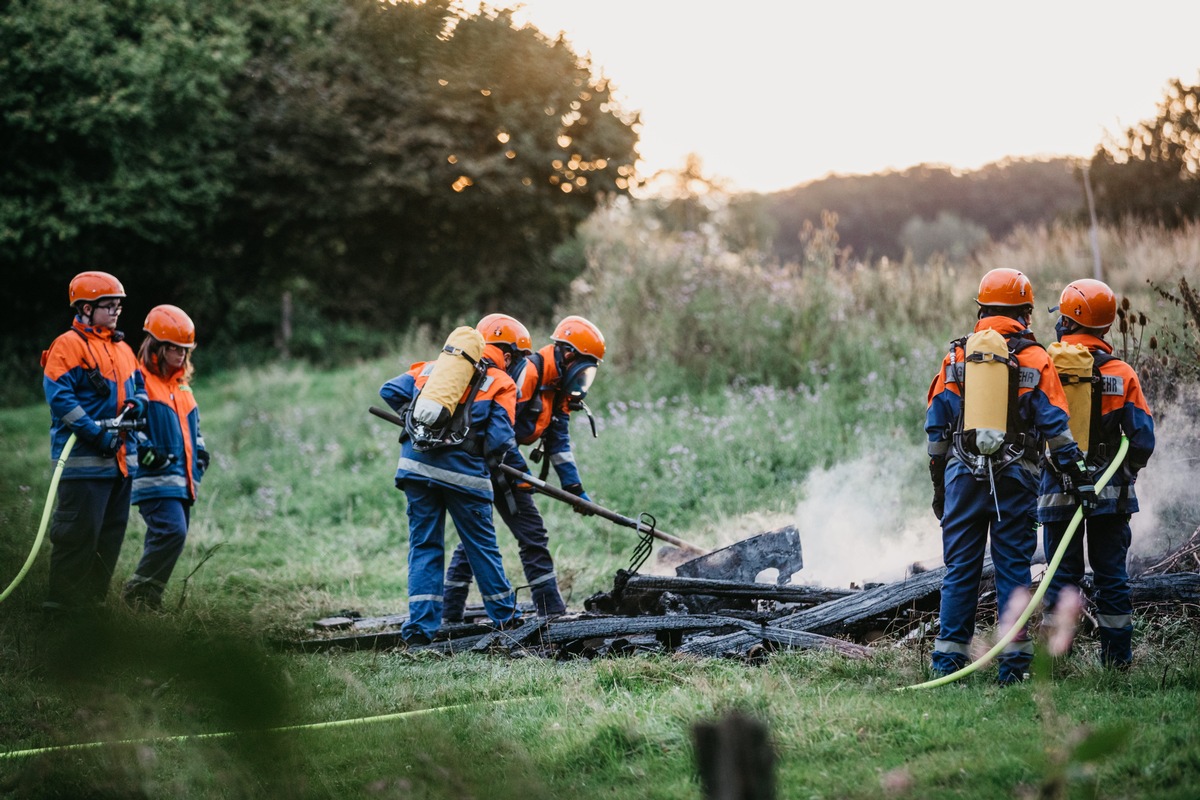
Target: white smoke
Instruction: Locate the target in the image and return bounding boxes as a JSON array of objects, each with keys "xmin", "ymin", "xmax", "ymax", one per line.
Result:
[
  {"xmin": 1127, "ymin": 390, "xmax": 1200, "ymax": 560},
  {"xmin": 792, "ymin": 446, "xmax": 942, "ymax": 589}
]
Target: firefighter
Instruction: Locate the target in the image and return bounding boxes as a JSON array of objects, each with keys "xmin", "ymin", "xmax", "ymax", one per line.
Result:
[
  {"xmin": 1039, "ymin": 279, "xmax": 1155, "ymax": 667},
  {"xmin": 40, "ymin": 271, "xmax": 147, "ymax": 613},
  {"xmin": 380, "ymin": 328, "xmax": 523, "ymax": 644},
  {"xmin": 123, "ymin": 305, "xmax": 211, "ymax": 611},
  {"xmin": 442, "ymin": 314, "xmax": 604, "ymax": 622},
  {"xmin": 926, "ymin": 268, "xmax": 1094, "ymax": 684}
]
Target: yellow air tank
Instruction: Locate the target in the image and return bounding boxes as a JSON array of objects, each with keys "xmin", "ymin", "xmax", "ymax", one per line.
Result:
[
  {"xmin": 411, "ymin": 326, "xmax": 485, "ymax": 426},
  {"xmin": 962, "ymin": 329, "xmax": 1010, "ymax": 455},
  {"xmin": 1048, "ymin": 341, "xmax": 1094, "ymax": 454}
]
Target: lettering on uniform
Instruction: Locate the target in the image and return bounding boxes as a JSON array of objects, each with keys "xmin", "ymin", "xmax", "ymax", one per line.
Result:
[
  {"xmin": 1101, "ymin": 375, "xmax": 1125, "ymax": 396},
  {"xmin": 1017, "ymin": 366, "xmax": 1039, "ymax": 390}
]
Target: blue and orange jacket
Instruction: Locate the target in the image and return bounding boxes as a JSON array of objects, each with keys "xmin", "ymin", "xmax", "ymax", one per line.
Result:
[
  {"xmin": 511, "ymin": 343, "xmax": 583, "ymax": 488},
  {"xmin": 1038, "ymin": 333, "xmax": 1155, "ymax": 520},
  {"xmin": 131, "ymin": 355, "xmax": 208, "ymax": 504},
  {"xmin": 926, "ymin": 316, "xmax": 1079, "ymax": 482},
  {"xmin": 42, "ymin": 318, "xmax": 145, "ymax": 480},
  {"xmin": 380, "ymin": 343, "xmax": 520, "ymax": 501}
]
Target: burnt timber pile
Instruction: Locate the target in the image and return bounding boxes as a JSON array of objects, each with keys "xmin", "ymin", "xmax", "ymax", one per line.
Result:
[{"xmin": 299, "ymin": 524, "xmax": 1200, "ymax": 661}]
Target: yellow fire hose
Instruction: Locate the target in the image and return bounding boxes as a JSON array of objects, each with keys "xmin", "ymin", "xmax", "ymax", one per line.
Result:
[
  {"xmin": 901, "ymin": 436, "xmax": 1129, "ymax": 690},
  {"xmin": 0, "ymin": 434, "xmax": 76, "ymax": 605}
]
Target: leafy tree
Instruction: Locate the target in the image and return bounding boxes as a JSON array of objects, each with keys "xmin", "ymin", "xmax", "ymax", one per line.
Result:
[
  {"xmin": 0, "ymin": 0, "xmax": 638, "ymax": 401},
  {"xmin": 215, "ymin": 0, "xmax": 637, "ymax": 340},
  {"xmin": 1, "ymin": 0, "xmax": 249, "ymax": 378},
  {"xmin": 1089, "ymin": 77, "xmax": 1200, "ymax": 226}
]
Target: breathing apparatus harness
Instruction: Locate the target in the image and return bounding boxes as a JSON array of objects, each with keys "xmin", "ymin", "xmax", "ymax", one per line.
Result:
[
  {"xmin": 400, "ymin": 347, "xmax": 490, "ymax": 456},
  {"xmin": 948, "ymin": 332, "xmax": 1043, "ymax": 480}
]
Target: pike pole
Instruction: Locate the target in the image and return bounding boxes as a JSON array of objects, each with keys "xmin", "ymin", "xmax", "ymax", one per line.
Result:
[{"xmin": 368, "ymin": 405, "xmax": 708, "ymax": 556}]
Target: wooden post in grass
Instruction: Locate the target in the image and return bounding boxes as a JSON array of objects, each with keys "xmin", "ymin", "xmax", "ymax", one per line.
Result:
[{"xmin": 692, "ymin": 711, "xmax": 775, "ymax": 800}]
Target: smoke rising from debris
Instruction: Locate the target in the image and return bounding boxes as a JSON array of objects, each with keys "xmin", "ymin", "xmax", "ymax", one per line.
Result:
[
  {"xmin": 793, "ymin": 447, "xmax": 942, "ymax": 589},
  {"xmin": 1129, "ymin": 393, "xmax": 1200, "ymax": 559}
]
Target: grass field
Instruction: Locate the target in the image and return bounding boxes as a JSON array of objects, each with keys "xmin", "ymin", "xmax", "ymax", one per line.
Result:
[{"xmin": 1, "ymin": 220, "xmax": 1198, "ymax": 798}]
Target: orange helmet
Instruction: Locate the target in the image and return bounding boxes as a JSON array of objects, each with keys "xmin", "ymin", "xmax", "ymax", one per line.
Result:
[
  {"xmin": 69, "ymin": 271, "xmax": 126, "ymax": 306},
  {"xmin": 976, "ymin": 268, "xmax": 1034, "ymax": 308},
  {"xmin": 1056, "ymin": 279, "xmax": 1117, "ymax": 329},
  {"xmin": 477, "ymin": 313, "xmax": 533, "ymax": 355},
  {"xmin": 552, "ymin": 315, "xmax": 605, "ymax": 362},
  {"xmin": 143, "ymin": 304, "xmax": 196, "ymax": 348}
]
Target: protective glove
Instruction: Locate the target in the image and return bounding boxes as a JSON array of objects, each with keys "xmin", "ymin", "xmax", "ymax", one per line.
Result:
[
  {"xmin": 562, "ymin": 483, "xmax": 594, "ymax": 516},
  {"xmin": 138, "ymin": 447, "xmax": 171, "ymax": 470},
  {"xmin": 929, "ymin": 455, "xmax": 947, "ymax": 521},
  {"xmin": 1057, "ymin": 453, "xmax": 1098, "ymax": 516},
  {"xmin": 197, "ymin": 449, "xmax": 211, "ymax": 472},
  {"xmin": 122, "ymin": 397, "xmax": 147, "ymax": 420},
  {"xmin": 95, "ymin": 429, "xmax": 121, "ymax": 458}
]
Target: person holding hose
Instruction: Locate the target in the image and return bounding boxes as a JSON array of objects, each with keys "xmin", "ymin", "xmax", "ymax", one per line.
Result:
[
  {"xmin": 441, "ymin": 314, "xmax": 605, "ymax": 623},
  {"xmin": 380, "ymin": 326, "xmax": 524, "ymax": 645},
  {"xmin": 123, "ymin": 305, "xmax": 211, "ymax": 611},
  {"xmin": 40, "ymin": 271, "xmax": 146, "ymax": 614},
  {"xmin": 925, "ymin": 268, "xmax": 1093, "ymax": 684},
  {"xmin": 1039, "ymin": 280, "xmax": 1155, "ymax": 668}
]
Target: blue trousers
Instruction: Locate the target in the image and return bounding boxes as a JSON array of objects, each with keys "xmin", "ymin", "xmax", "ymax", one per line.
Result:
[
  {"xmin": 45, "ymin": 477, "xmax": 131, "ymax": 611},
  {"xmin": 933, "ymin": 462, "xmax": 1037, "ymax": 682},
  {"xmin": 401, "ymin": 480, "xmax": 518, "ymax": 640},
  {"xmin": 124, "ymin": 497, "xmax": 191, "ymax": 609},
  {"xmin": 443, "ymin": 485, "xmax": 565, "ymax": 620},
  {"xmin": 1042, "ymin": 514, "xmax": 1133, "ymax": 666}
]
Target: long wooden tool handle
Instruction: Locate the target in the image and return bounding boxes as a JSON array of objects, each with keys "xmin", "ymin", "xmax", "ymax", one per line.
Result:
[
  {"xmin": 495, "ymin": 465, "xmax": 707, "ymax": 555},
  {"xmin": 368, "ymin": 405, "xmax": 707, "ymax": 555}
]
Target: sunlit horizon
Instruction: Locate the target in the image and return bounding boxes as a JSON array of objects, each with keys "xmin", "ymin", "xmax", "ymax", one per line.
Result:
[{"xmin": 465, "ymin": 0, "xmax": 1200, "ymax": 193}]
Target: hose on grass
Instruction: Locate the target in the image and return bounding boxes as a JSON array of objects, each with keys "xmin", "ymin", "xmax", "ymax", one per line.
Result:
[
  {"xmin": 901, "ymin": 436, "xmax": 1129, "ymax": 690},
  {"xmin": 0, "ymin": 697, "xmax": 521, "ymax": 760},
  {"xmin": 0, "ymin": 434, "xmax": 76, "ymax": 605}
]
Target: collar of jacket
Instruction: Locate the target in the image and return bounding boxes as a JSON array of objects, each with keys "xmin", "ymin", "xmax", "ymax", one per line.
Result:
[
  {"xmin": 1061, "ymin": 331, "xmax": 1113, "ymax": 354},
  {"xmin": 975, "ymin": 315, "xmax": 1033, "ymax": 340},
  {"xmin": 481, "ymin": 342, "xmax": 507, "ymax": 370},
  {"xmin": 73, "ymin": 317, "xmax": 123, "ymax": 342}
]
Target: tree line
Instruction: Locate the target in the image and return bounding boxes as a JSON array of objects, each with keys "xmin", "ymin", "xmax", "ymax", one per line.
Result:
[
  {"xmin": 754, "ymin": 76, "xmax": 1200, "ymax": 265},
  {"xmin": 1, "ymin": 0, "xmax": 638, "ymax": 402}
]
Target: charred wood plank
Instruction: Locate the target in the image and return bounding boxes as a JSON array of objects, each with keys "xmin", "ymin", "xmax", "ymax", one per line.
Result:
[
  {"xmin": 529, "ymin": 614, "xmax": 746, "ymax": 646},
  {"xmin": 1130, "ymin": 572, "xmax": 1200, "ymax": 606},
  {"xmin": 622, "ymin": 575, "xmax": 853, "ymax": 605},
  {"xmin": 679, "ymin": 563, "xmax": 981, "ymax": 655}
]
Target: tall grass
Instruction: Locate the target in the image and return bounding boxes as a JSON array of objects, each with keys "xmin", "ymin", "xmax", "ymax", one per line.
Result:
[{"xmin": 1, "ymin": 213, "xmax": 1198, "ymax": 798}]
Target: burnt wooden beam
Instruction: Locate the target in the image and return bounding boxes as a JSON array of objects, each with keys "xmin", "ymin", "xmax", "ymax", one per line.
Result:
[
  {"xmin": 622, "ymin": 575, "xmax": 853, "ymax": 605},
  {"xmin": 1130, "ymin": 572, "xmax": 1200, "ymax": 605},
  {"xmin": 679, "ymin": 563, "xmax": 979, "ymax": 656}
]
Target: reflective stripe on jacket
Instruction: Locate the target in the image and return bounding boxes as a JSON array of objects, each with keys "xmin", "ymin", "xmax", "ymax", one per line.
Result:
[
  {"xmin": 380, "ymin": 343, "xmax": 518, "ymax": 501},
  {"xmin": 132, "ymin": 356, "xmax": 206, "ymax": 504},
  {"xmin": 41, "ymin": 319, "xmax": 145, "ymax": 479}
]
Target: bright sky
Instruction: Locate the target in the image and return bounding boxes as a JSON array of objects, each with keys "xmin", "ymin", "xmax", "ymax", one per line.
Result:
[{"xmin": 484, "ymin": 0, "xmax": 1200, "ymax": 193}]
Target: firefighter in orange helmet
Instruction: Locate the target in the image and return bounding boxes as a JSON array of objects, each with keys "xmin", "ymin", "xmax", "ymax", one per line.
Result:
[
  {"xmin": 123, "ymin": 305, "xmax": 212, "ymax": 611},
  {"xmin": 925, "ymin": 268, "xmax": 1090, "ymax": 684},
  {"xmin": 442, "ymin": 314, "xmax": 605, "ymax": 622},
  {"xmin": 40, "ymin": 271, "xmax": 147, "ymax": 613},
  {"xmin": 1039, "ymin": 279, "xmax": 1155, "ymax": 667}
]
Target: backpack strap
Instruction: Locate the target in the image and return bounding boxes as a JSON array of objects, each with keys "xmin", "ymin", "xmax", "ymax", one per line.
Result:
[{"xmin": 1085, "ymin": 350, "xmax": 1122, "ymax": 468}]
